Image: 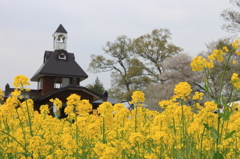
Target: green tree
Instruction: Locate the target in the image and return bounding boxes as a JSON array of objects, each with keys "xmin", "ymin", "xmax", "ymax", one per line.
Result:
[
  {"xmin": 221, "ymin": 0, "xmax": 240, "ymax": 32},
  {"xmin": 88, "ymin": 29, "xmax": 182, "ymax": 102},
  {"xmin": 88, "ymin": 35, "xmax": 152, "ymax": 102},
  {"xmin": 133, "ymin": 29, "xmax": 183, "ymax": 82},
  {"xmin": 86, "ymin": 77, "xmax": 105, "ymax": 95},
  {"xmin": 108, "ymin": 58, "xmax": 152, "ymax": 101}
]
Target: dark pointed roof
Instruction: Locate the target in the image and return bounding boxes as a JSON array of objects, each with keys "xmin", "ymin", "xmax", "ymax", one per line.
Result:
[
  {"xmin": 31, "ymin": 50, "xmax": 88, "ymax": 81},
  {"xmin": 55, "ymin": 24, "xmax": 67, "ymax": 33}
]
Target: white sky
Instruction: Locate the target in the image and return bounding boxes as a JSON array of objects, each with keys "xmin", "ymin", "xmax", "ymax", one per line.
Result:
[{"xmin": 0, "ymin": 0, "xmax": 237, "ymax": 91}]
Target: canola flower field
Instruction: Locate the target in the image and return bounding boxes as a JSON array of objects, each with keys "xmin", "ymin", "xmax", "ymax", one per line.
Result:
[{"xmin": 1, "ymin": 39, "xmax": 240, "ymax": 158}]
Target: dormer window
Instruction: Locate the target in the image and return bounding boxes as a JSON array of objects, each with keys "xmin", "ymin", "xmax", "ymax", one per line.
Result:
[{"xmin": 59, "ymin": 53, "xmax": 66, "ymax": 60}]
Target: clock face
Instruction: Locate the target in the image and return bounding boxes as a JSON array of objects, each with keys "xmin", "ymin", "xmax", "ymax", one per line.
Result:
[{"xmin": 58, "ymin": 43, "xmax": 65, "ymax": 49}]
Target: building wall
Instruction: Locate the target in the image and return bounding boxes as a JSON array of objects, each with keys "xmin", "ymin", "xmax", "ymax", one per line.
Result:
[
  {"xmin": 36, "ymin": 90, "xmax": 94, "ymax": 118},
  {"xmin": 41, "ymin": 76, "xmax": 55, "ymax": 95}
]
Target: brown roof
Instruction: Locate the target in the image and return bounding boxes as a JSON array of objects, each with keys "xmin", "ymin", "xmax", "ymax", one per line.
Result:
[
  {"xmin": 55, "ymin": 24, "xmax": 67, "ymax": 33},
  {"xmin": 31, "ymin": 50, "xmax": 88, "ymax": 81}
]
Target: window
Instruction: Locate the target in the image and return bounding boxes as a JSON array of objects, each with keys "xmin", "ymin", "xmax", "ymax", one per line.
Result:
[
  {"xmin": 54, "ymin": 77, "xmax": 62, "ymax": 88},
  {"xmin": 62, "ymin": 78, "xmax": 70, "ymax": 87},
  {"xmin": 54, "ymin": 83, "xmax": 61, "ymax": 89},
  {"xmin": 54, "ymin": 77, "xmax": 69, "ymax": 88},
  {"xmin": 59, "ymin": 53, "xmax": 66, "ymax": 60},
  {"xmin": 38, "ymin": 78, "xmax": 43, "ymax": 89}
]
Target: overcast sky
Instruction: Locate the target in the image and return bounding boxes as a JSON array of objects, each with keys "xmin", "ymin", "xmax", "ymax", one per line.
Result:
[{"xmin": 0, "ymin": 0, "xmax": 237, "ymax": 91}]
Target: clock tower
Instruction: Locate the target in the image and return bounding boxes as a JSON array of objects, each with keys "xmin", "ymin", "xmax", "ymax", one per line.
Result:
[{"xmin": 53, "ymin": 24, "xmax": 68, "ymax": 50}]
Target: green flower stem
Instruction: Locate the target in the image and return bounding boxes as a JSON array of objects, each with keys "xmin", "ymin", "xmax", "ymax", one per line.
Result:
[
  {"xmin": 122, "ymin": 115, "xmax": 125, "ymax": 139},
  {"xmin": 216, "ymin": 115, "xmax": 221, "ymax": 152},
  {"xmin": 172, "ymin": 117, "xmax": 176, "ymax": 136},
  {"xmin": 227, "ymin": 86, "xmax": 234, "ymax": 103},
  {"xmin": 0, "ymin": 129, "xmax": 31, "ymax": 156},
  {"xmin": 135, "ymin": 104, "xmax": 138, "ymax": 133},
  {"xmin": 218, "ymin": 51, "xmax": 233, "ymax": 103},
  {"xmin": 102, "ymin": 117, "xmax": 106, "ymax": 144},
  {"xmin": 203, "ymin": 68, "xmax": 216, "ymax": 101},
  {"xmin": 200, "ymin": 127, "xmax": 206, "ymax": 159},
  {"xmin": 75, "ymin": 116, "xmax": 79, "ymax": 157},
  {"xmin": 34, "ymin": 114, "xmax": 47, "ymax": 136},
  {"xmin": 21, "ymin": 85, "xmax": 34, "ymax": 137},
  {"xmin": 220, "ymin": 119, "xmax": 225, "ymax": 146},
  {"xmin": 76, "ymin": 131, "xmax": 100, "ymax": 158},
  {"xmin": 180, "ymin": 100, "xmax": 187, "ymax": 156},
  {"xmin": 228, "ymin": 89, "xmax": 240, "ymax": 106},
  {"xmin": 15, "ymin": 109, "xmax": 28, "ymax": 150}
]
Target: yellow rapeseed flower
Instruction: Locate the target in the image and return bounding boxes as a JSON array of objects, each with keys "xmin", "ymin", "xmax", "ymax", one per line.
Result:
[
  {"xmin": 101, "ymin": 146, "xmax": 118, "ymax": 159},
  {"xmin": 174, "ymin": 82, "xmax": 192, "ymax": 100},
  {"xmin": 204, "ymin": 101, "xmax": 218, "ymax": 112},
  {"xmin": 222, "ymin": 46, "xmax": 229, "ymax": 52},
  {"xmin": 13, "ymin": 75, "xmax": 30, "ymax": 90},
  {"xmin": 192, "ymin": 92, "xmax": 204, "ymax": 100},
  {"xmin": 40, "ymin": 104, "xmax": 50, "ymax": 114},
  {"xmin": 158, "ymin": 100, "xmax": 175, "ymax": 109},
  {"xmin": 211, "ymin": 49, "xmax": 225, "ymax": 62},
  {"xmin": 230, "ymin": 73, "xmax": 240, "ymax": 89},
  {"xmin": 130, "ymin": 91, "xmax": 145, "ymax": 105},
  {"xmin": 65, "ymin": 94, "xmax": 92, "ymax": 117},
  {"xmin": 232, "ymin": 39, "xmax": 239, "ymax": 49},
  {"xmin": 190, "ymin": 56, "xmax": 214, "ymax": 72},
  {"xmin": 2, "ymin": 73, "xmax": 240, "ymax": 158},
  {"xmin": 97, "ymin": 102, "xmax": 113, "ymax": 117},
  {"xmin": 129, "ymin": 132, "xmax": 145, "ymax": 145},
  {"xmin": 50, "ymin": 98, "xmax": 62, "ymax": 110},
  {"xmin": 76, "ymin": 99, "xmax": 92, "ymax": 116},
  {"xmin": 236, "ymin": 51, "xmax": 240, "ymax": 55},
  {"xmin": 0, "ymin": 89, "xmax": 4, "ymax": 102}
]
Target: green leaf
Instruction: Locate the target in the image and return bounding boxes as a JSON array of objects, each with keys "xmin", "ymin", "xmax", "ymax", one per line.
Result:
[
  {"xmin": 218, "ymin": 112, "xmax": 224, "ymax": 118},
  {"xmin": 215, "ymin": 101, "xmax": 220, "ymax": 106},
  {"xmin": 224, "ymin": 130, "xmax": 236, "ymax": 140},
  {"xmin": 222, "ymin": 148, "xmax": 230, "ymax": 156},
  {"xmin": 204, "ymin": 82, "xmax": 209, "ymax": 92},
  {"xmin": 233, "ymin": 148, "xmax": 240, "ymax": 156},
  {"xmin": 210, "ymin": 149, "xmax": 215, "ymax": 157},
  {"xmin": 221, "ymin": 97, "xmax": 226, "ymax": 106},
  {"xmin": 11, "ymin": 152, "xmax": 32, "ymax": 157},
  {"xmin": 212, "ymin": 151, "xmax": 224, "ymax": 159},
  {"xmin": 223, "ymin": 109, "xmax": 233, "ymax": 121},
  {"xmin": 203, "ymin": 123, "xmax": 211, "ymax": 130},
  {"xmin": 5, "ymin": 124, "xmax": 10, "ymax": 133},
  {"xmin": 176, "ymin": 152, "xmax": 185, "ymax": 159},
  {"xmin": 210, "ymin": 127, "xmax": 220, "ymax": 139}
]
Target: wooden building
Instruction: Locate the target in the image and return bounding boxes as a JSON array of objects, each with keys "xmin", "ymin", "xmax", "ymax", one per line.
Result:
[{"xmin": 4, "ymin": 24, "xmax": 105, "ymax": 118}]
